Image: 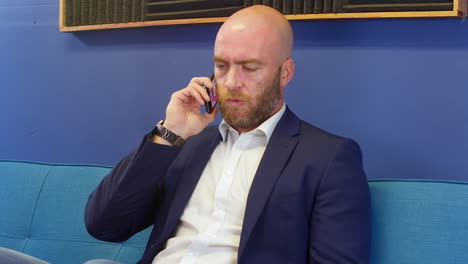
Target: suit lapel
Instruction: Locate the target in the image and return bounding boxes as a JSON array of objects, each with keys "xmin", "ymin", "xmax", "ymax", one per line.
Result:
[{"xmin": 238, "ymin": 108, "xmax": 301, "ymax": 258}]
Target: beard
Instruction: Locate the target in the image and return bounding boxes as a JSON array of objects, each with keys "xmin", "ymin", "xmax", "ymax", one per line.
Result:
[{"xmin": 218, "ymin": 67, "xmax": 282, "ymax": 130}]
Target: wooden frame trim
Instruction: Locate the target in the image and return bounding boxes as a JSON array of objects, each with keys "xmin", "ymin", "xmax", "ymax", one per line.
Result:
[
  {"xmin": 285, "ymin": 10, "xmax": 462, "ymax": 20},
  {"xmin": 458, "ymin": 0, "xmax": 468, "ymax": 14},
  {"xmin": 60, "ymin": 16, "xmax": 227, "ymax": 32},
  {"xmin": 59, "ymin": 5, "xmax": 465, "ymax": 32},
  {"xmin": 59, "ymin": 0, "xmax": 65, "ymax": 29}
]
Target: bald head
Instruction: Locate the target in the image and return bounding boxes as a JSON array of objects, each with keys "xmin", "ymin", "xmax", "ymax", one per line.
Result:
[
  {"xmin": 216, "ymin": 5, "xmax": 294, "ymax": 65},
  {"xmin": 212, "ymin": 6, "xmax": 295, "ymax": 132}
]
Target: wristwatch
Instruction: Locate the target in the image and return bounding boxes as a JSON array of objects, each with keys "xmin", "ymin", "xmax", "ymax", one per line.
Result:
[{"xmin": 151, "ymin": 120, "xmax": 186, "ymax": 147}]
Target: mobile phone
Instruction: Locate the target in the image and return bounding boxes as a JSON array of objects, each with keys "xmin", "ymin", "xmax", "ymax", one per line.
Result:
[{"xmin": 204, "ymin": 73, "xmax": 217, "ymax": 114}]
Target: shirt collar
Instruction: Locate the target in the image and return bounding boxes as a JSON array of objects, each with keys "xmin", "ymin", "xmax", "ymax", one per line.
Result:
[{"xmin": 218, "ymin": 103, "xmax": 286, "ymax": 143}]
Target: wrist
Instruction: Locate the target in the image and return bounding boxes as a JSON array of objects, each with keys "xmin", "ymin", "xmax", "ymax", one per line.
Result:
[
  {"xmin": 151, "ymin": 135, "xmax": 172, "ymax": 146},
  {"xmin": 151, "ymin": 120, "xmax": 186, "ymax": 147},
  {"xmin": 162, "ymin": 121, "xmax": 190, "ymax": 139}
]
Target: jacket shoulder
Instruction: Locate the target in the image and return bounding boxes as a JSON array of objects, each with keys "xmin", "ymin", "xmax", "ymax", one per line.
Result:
[{"xmin": 296, "ymin": 120, "xmax": 363, "ymax": 160}]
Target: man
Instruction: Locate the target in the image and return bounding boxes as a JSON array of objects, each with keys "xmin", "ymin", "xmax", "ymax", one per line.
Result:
[{"xmin": 85, "ymin": 5, "xmax": 371, "ymax": 264}]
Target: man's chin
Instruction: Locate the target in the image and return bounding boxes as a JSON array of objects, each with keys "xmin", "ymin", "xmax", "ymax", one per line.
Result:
[
  {"xmin": 222, "ymin": 113, "xmax": 251, "ymax": 127},
  {"xmin": 220, "ymin": 106, "xmax": 248, "ymax": 117}
]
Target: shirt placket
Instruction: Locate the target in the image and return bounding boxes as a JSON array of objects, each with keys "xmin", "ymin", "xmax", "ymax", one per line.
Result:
[{"xmin": 180, "ymin": 133, "xmax": 250, "ymax": 264}]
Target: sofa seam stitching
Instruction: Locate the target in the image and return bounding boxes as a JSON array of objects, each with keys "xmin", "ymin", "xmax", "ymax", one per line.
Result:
[
  {"xmin": 114, "ymin": 244, "xmax": 124, "ymax": 261},
  {"xmin": 21, "ymin": 237, "xmax": 30, "ymax": 252},
  {"xmin": 26, "ymin": 165, "xmax": 53, "ymax": 240}
]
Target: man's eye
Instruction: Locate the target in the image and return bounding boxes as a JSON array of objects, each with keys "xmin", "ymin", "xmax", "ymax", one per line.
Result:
[
  {"xmin": 243, "ymin": 66, "xmax": 257, "ymax": 72},
  {"xmin": 216, "ymin": 64, "xmax": 226, "ymax": 70}
]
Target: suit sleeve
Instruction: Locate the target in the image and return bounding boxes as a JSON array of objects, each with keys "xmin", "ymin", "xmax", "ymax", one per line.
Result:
[
  {"xmin": 85, "ymin": 135, "xmax": 181, "ymax": 242},
  {"xmin": 309, "ymin": 139, "xmax": 371, "ymax": 264}
]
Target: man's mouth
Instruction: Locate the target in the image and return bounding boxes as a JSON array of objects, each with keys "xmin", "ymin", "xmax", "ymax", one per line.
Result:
[{"xmin": 227, "ymin": 98, "xmax": 245, "ymax": 106}]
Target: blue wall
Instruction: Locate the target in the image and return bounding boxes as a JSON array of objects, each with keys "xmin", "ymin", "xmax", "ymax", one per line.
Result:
[{"xmin": 1, "ymin": 1, "xmax": 467, "ymax": 181}]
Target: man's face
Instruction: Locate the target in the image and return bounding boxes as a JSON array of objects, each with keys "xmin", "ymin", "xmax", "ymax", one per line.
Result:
[
  {"xmin": 213, "ymin": 25, "xmax": 284, "ymax": 131},
  {"xmin": 216, "ymin": 67, "xmax": 282, "ymax": 130}
]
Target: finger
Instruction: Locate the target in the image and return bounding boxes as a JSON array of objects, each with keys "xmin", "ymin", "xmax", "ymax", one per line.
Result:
[
  {"xmin": 191, "ymin": 77, "xmax": 213, "ymax": 100},
  {"xmin": 191, "ymin": 77, "xmax": 212, "ymax": 88},
  {"xmin": 188, "ymin": 83, "xmax": 211, "ymax": 103},
  {"xmin": 173, "ymin": 88, "xmax": 203, "ymax": 106},
  {"xmin": 176, "ymin": 94, "xmax": 191, "ymax": 104},
  {"xmin": 198, "ymin": 77, "xmax": 214, "ymax": 90},
  {"xmin": 184, "ymin": 87, "xmax": 206, "ymax": 105},
  {"xmin": 174, "ymin": 90, "xmax": 193, "ymax": 103}
]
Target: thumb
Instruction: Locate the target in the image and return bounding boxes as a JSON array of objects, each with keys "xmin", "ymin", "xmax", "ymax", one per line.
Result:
[{"xmin": 204, "ymin": 107, "xmax": 219, "ymax": 124}]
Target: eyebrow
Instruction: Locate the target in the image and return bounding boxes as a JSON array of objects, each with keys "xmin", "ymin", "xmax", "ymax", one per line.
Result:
[{"xmin": 213, "ymin": 56, "xmax": 262, "ymax": 65}]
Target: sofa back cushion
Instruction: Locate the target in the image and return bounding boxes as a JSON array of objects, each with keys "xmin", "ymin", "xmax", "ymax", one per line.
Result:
[
  {"xmin": 369, "ymin": 179, "xmax": 468, "ymax": 264},
  {"xmin": 0, "ymin": 161, "xmax": 150, "ymax": 264}
]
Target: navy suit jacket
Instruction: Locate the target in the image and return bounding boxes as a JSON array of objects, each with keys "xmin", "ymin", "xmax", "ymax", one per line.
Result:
[{"xmin": 85, "ymin": 107, "xmax": 371, "ymax": 263}]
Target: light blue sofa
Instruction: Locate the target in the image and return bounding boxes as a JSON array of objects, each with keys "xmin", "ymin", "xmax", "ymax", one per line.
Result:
[
  {"xmin": 0, "ymin": 160, "xmax": 151, "ymax": 264},
  {"xmin": 1, "ymin": 160, "xmax": 468, "ymax": 263}
]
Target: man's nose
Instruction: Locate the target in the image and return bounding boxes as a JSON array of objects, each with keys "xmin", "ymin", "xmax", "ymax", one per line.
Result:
[{"xmin": 224, "ymin": 68, "xmax": 241, "ymax": 91}]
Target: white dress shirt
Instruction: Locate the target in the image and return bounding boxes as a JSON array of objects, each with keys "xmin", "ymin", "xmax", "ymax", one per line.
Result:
[{"xmin": 153, "ymin": 104, "xmax": 286, "ymax": 264}]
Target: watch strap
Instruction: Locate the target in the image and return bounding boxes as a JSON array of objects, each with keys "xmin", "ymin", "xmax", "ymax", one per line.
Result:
[{"xmin": 151, "ymin": 120, "xmax": 186, "ymax": 147}]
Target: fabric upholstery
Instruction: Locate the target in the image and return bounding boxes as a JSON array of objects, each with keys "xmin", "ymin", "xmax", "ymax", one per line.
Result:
[
  {"xmin": 369, "ymin": 179, "xmax": 468, "ymax": 264},
  {"xmin": 2, "ymin": 160, "xmax": 468, "ymax": 263},
  {"xmin": 0, "ymin": 161, "xmax": 150, "ymax": 264}
]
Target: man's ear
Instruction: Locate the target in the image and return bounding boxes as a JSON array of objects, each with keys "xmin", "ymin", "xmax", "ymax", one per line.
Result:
[{"xmin": 280, "ymin": 58, "xmax": 295, "ymax": 88}]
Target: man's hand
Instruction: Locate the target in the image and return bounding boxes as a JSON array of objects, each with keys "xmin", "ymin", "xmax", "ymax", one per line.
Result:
[{"xmin": 153, "ymin": 77, "xmax": 218, "ymax": 145}]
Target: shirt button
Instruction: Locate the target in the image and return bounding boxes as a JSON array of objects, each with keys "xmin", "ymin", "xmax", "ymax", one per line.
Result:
[{"xmin": 222, "ymin": 176, "xmax": 230, "ymax": 183}]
